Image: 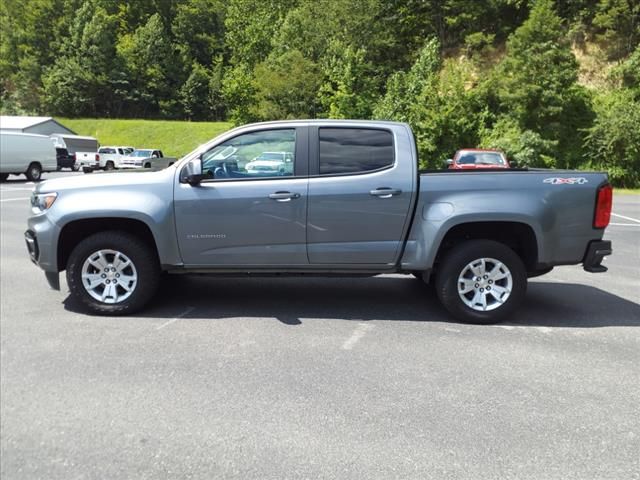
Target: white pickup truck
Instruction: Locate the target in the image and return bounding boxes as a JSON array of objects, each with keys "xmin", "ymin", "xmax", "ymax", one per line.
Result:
[
  {"xmin": 98, "ymin": 146, "xmax": 134, "ymax": 170},
  {"xmin": 119, "ymin": 149, "xmax": 177, "ymax": 170}
]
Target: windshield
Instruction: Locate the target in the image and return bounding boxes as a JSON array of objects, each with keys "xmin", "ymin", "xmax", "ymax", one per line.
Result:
[
  {"xmin": 457, "ymin": 152, "xmax": 505, "ymax": 165},
  {"xmin": 131, "ymin": 150, "xmax": 153, "ymax": 157}
]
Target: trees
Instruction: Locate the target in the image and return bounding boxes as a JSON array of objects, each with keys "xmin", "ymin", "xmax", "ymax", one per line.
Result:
[
  {"xmin": 0, "ymin": 0, "xmax": 638, "ymax": 184},
  {"xmin": 584, "ymin": 89, "xmax": 640, "ymax": 187},
  {"xmin": 42, "ymin": 2, "xmax": 121, "ymax": 116},
  {"xmin": 487, "ymin": 0, "xmax": 593, "ymax": 168},
  {"xmin": 251, "ymin": 50, "xmax": 322, "ymax": 120},
  {"xmin": 117, "ymin": 13, "xmax": 179, "ymax": 117}
]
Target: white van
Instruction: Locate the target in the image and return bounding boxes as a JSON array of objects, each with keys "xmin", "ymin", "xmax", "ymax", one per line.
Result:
[{"xmin": 0, "ymin": 131, "xmax": 57, "ymax": 181}]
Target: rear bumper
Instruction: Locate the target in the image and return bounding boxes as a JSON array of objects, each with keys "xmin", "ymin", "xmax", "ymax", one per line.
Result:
[{"xmin": 583, "ymin": 240, "xmax": 612, "ymax": 273}]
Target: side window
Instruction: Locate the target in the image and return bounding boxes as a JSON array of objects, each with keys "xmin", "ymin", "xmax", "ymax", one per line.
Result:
[
  {"xmin": 202, "ymin": 129, "xmax": 296, "ymax": 180},
  {"xmin": 319, "ymin": 128, "xmax": 394, "ymax": 175}
]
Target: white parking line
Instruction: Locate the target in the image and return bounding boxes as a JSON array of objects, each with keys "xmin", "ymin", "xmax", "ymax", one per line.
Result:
[
  {"xmin": 609, "ymin": 222, "xmax": 640, "ymax": 227},
  {"xmin": 156, "ymin": 306, "xmax": 196, "ymax": 330},
  {"xmin": 611, "ymin": 213, "xmax": 640, "ymax": 224},
  {"xmin": 0, "ymin": 197, "xmax": 30, "ymax": 203},
  {"xmin": 342, "ymin": 323, "xmax": 374, "ymax": 350},
  {"xmin": 0, "ymin": 187, "xmax": 35, "ymax": 191}
]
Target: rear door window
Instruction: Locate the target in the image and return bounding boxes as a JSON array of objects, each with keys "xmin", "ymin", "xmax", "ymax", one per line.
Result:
[{"xmin": 318, "ymin": 128, "xmax": 394, "ymax": 175}]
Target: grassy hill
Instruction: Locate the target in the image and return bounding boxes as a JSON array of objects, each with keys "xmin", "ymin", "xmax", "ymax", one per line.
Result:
[{"xmin": 57, "ymin": 118, "xmax": 233, "ymax": 158}]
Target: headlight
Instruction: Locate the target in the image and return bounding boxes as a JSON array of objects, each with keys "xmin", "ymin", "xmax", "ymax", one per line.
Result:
[{"xmin": 31, "ymin": 192, "xmax": 57, "ymax": 213}]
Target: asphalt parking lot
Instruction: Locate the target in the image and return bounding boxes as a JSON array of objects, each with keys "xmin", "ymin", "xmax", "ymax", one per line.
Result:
[{"xmin": 1, "ymin": 171, "xmax": 639, "ymax": 479}]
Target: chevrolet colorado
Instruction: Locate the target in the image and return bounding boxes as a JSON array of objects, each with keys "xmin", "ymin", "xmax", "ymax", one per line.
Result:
[{"xmin": 25, "ymin": 120, "xmax": 612, "ymax": 323}]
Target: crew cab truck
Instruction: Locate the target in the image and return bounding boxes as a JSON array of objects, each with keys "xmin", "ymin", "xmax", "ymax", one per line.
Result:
[
  {"xmin": 98, "ymin": 146, "xmax": 134, "ymax": 170},
  {"xmin": 119, "ymin": 149, "xmax": 176, "ymax": 169},
  {"xmin": 25, "ymin": 120, "xmax": 613, "ymax": 323}
]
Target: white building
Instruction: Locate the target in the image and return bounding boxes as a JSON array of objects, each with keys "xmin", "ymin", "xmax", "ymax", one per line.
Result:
[{"xmin": 0, "ymin": 116, "xmax": 76, "ymax": 136}]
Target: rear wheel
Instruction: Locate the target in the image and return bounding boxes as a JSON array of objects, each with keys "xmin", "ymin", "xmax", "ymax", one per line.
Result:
[
  {"xmin": 25, "ymin": 162, "xmax": 42, "ymax": 181},
  {"xmin": 66, "ymin": 231, "xmax": 160, "ymax": 315},
  {"xmin": 435, "ymin": 240, "xmax": 527, "ymax": 324},
  {"xmin": 105, "ymin": 161, "xmax": 115, "ymax": 171}
]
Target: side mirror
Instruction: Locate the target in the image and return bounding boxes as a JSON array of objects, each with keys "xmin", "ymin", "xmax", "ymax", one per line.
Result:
[
  {"xmin": 445, "ymin": 158, "xmax": 453, "ymax": 166},
  {"xmin": 182, "ymin": 156, "xmax": 207, "ymax": 185}
]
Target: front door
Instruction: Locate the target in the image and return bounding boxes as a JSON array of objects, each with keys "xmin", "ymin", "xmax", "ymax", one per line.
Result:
[{"xmin": 174, "ymin": 127, "xmax": 309, "ymax": 267}]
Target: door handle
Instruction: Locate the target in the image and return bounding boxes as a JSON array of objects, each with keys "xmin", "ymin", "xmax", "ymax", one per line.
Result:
[
  {"xmin": 370, "ymin": 188, "xmax": 402, "ymax": 198},
  {"xmin": 268, "ymin": 191, "xmax": 301, "ymax": 202}
]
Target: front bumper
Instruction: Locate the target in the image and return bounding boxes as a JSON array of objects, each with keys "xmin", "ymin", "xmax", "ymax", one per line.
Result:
[
  {"xmin": 583, "ymin": 240, "xmax": 612, "ymax": 273},
  {"xmin": 25, "ymin": 212, "xmax": 62, "ymax": 290}
]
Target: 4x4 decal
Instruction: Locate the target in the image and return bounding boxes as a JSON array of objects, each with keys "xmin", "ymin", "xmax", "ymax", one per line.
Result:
[{"xmin": 544, "ymin": 177, "xmax": 588, "ymax": 185}]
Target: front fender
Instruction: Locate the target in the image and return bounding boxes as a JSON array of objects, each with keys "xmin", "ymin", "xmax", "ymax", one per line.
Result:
[{"xmin": 47, "ymin": 185, "xmax": 182, "ymax": 268}]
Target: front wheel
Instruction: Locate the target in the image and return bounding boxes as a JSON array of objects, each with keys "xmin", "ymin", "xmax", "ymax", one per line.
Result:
[
  {"xmin": 66, "ymin": 231, "xmax": 160, "ymax": 315},
  {"xmin": 435, "ymin": 240, "xmax": 527, "ymax": 324},
  {"xmin": 105, "ymin": 161, "xmax": 115, "ymax": 171},
  {"xmin": 25, "ymin": 162, "xmax": 42, "ymax": 181}
]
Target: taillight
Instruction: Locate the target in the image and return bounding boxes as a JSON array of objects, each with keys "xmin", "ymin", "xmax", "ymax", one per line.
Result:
[
  {"xmin": 594, "ymin": 183, "xmax": 612, "ymax": 228},
  {"xmin": 95, "ymin": 154, "xmax": 100, "ymax": 161}
]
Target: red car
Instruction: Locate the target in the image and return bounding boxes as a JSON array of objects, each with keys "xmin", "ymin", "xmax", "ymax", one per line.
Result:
[{"xmin": 446, "ymin": 149, "xmax": 511, "ymax": 169}]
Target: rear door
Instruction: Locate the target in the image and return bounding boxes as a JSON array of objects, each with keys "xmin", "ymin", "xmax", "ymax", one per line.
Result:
[
  {"xmin": 306, "ymin": 125, "xmax": 415, "ymax": 265},
  {"xmin": 174, "ymin": 126, "xmax": 309, "ymax": 267}
]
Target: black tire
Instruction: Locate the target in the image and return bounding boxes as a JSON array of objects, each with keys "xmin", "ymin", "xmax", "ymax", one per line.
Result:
[
  {"xmin": 66, "ymin": 231, "xmax": 160, "ymax": 315},
  {"xmin": 144, "ymin": 162, "xmax": 151, "ymax": 168},
  {"xmin": 435, "ymin": 240, "xmax": 527, "ymax": 324},
  {"xmin": 0, "ymin": 173, "xmax": 8, "ymax": 182},
  {"xmin": 105, "ymin": 161, "xmax": 115, "ymax": 171},
  {"xmin": 25, "ymin": 162, "xmax": 42, "ymax": 181},
  {"xmin": 72, "ymin": 164, "xmax": 80, "ymax": 172}
]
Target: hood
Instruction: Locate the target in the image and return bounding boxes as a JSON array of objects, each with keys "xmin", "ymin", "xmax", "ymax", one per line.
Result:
[{"xmin": 35, "ymin": 169, "xmax": 173, "ymax": 194}]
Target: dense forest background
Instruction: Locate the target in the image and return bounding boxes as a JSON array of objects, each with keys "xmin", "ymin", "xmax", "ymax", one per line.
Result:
[{"xmin": 1, "ymin": 0, "xmax": 638, "ymax": 185}]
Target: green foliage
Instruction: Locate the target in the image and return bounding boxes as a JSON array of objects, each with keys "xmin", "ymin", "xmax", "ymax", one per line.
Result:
[
  {"xmin": 251, "ymin": 50, "xmax": 322, "ymax": 120},
  {"xmin": 1, "ymin": 0, "xmax": 638, "ymax": 184},
  {"xmin": 489, "ymin": 0, "xmax": 593, "ymax": 168},
  {"xmin": 221, "ymin": 64, "xmax": 258, "ymax": 125},
  {"xmin": 117, "ymin": 13, "xmax": 179, "ymax": 116},
  {"xmin": 172, "ymin": 0, "xmax": 225, "ymax": 66},
  {"xmin": 42, "ymin": 3, "xmax": 121, "ymax": 116},
  {"xmin": 224, "ymin": 0, "xmax": 294, "ymax": 67},
  {"xmin": 415, "ymin": 59, "xmax": 488, "ymax": 168},
  {"xmin": 179, "ymin": 63, "xmax": 210, "ymax": 120},
  {"xmin": 374, "ymin": 38, "xmax": 441, "ymax": 124},
  {"xmin": 584, "ymin": 90, "xmax": 640, "ymax": 187},
  {"xmin": 593, "ymin": 0, "xmax": 640, "ymax": 60},
  {"xmin": 319, "ymin": 41, "xmax": 377, "ymax": 119},
  {"xmin": 612, "ymin": 45, "xmax": 640, "ymax": 99},
  {"xmin": 480, "ymin": 116, "xmax": 557, "ymax": 168}
]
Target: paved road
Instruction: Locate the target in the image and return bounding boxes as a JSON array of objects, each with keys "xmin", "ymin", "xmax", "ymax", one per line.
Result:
[{"xmin": 1, "ymin": 172, "xmax": 639, "ymax": 479}]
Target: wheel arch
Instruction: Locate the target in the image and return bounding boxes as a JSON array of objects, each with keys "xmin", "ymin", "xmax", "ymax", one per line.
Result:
[
  {"xmin": 433, "ymin": 221, "xmax": 540, "ymax": 273},
  {"xmin": 57, "ymin": 217, "xmax": 160, "ymax": 271}
]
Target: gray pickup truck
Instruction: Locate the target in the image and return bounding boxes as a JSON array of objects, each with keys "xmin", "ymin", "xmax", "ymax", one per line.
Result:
[{"xmin": 25, "ymin": 120, "xmax": 613, "ymax": 323}]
